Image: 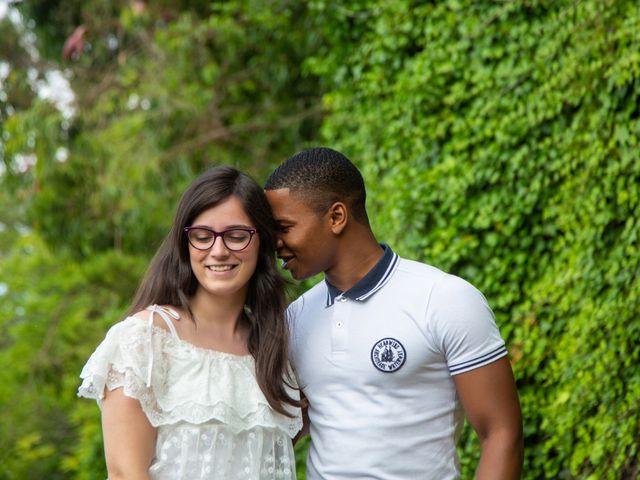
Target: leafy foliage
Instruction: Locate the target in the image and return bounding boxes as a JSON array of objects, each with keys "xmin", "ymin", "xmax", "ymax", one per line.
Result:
[
  {"xmin": 0, "ymin": 234, "xmax": 143, "ymax": 477},
  {"xmin": 1, "ymin": 0, "xmax": 638, "ymax": 479},
  {"xmin": 1, "ymin": 1, "xmax": 322, "ymax": 477},
  {"xmin": 307, "ymin": 0, "xmax": 640, "ymax": 478}
]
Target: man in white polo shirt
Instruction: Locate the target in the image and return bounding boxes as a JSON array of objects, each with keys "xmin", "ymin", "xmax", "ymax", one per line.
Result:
[{"xmin": 265, "ymin": 147, "xmax": 523, "ymax": 479}]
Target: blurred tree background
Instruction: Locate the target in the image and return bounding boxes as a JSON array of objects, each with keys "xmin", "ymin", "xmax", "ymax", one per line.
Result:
[{"xmin": 0, "ymin": 0, "xmax": 638, "ymax": 478}]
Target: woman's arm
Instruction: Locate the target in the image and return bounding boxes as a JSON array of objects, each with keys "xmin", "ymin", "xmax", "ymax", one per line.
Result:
[{"xmin": 101, "ymin": 387, "xmax": 157, "ymax": 480}]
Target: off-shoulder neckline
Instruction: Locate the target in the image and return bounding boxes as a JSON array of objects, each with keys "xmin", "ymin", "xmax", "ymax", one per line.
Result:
[{"xmin": 124, "ymin": 316, "xmax": 255, "ymax": 361}]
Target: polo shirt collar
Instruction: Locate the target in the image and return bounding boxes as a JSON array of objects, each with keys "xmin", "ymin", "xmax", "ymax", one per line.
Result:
[{"xmin": 325, "ymin": 244, "xmax": 399, "ymax": 307}]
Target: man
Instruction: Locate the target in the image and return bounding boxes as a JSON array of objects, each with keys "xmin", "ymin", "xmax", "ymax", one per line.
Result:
[{"xmin": 265, "ymin": 147, "xmax": 523, "ymax": 479}]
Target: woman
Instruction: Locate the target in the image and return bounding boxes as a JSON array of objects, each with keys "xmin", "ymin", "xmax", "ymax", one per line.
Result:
[{"xmin": 78, "ymin": 166, "xmax": 302, "ymax": 479}]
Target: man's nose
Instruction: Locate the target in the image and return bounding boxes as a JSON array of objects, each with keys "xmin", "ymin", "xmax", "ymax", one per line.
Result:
[{"xmin": 276, "ymin": 237, "xmax": 284, "ymax": 249}]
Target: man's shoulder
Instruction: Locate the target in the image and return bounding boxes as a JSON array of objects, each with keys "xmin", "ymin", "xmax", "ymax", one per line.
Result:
[
  {"xmin": 391, "ymin": 256, "xmax": 485, "ymax": 302},
  {"xmin": 393, "ymin": 255, "xmax": 447, "ymax": 283},
  {"xmin": 288, "ymin": 280, "xmax": 326, "ymax": 313}
]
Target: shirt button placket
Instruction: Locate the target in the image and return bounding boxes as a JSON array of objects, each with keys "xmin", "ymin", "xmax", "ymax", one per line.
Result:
[{"xmin": 331, "ymin": 296, "xmax": 350, "ymax": 353}]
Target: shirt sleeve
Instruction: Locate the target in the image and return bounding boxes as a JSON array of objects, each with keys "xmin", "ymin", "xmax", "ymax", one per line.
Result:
[
  {"xmin": 428, "ymin": 274, "xmax": 508, "ymax": 375},
  {"xmin": 77, "ymin": 317, "xmax": 161, "ymax": 405},
  {"xmin": 286, "ymin": 298, "xmax": 304, "ymax": 377}
]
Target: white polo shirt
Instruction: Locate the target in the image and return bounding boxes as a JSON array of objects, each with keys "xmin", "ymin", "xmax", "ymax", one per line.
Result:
[{"xmin": 288, "ymin": 245, "xmax": 508, "ymax": 479}]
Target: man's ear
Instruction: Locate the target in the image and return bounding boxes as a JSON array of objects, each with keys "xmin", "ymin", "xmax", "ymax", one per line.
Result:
[{"xmin": 327, "ymin": 202, "xmax": 348, "ymax": 234}]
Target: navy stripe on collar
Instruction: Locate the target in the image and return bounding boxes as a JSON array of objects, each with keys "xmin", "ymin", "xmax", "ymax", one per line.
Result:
[{"xmin": 325, "ymin": 244, "xmax": 399, "ymax": 307}]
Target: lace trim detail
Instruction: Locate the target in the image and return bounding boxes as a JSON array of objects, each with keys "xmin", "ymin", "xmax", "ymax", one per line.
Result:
[{"xmin": 78, "ymin": 316, "xmax": 302, "ymax": 438}]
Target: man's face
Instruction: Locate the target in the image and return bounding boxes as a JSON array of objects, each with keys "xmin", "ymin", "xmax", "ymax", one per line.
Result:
[{"xmin": 265, "ymin": 188, "xmax": 336, "ymax": 280}]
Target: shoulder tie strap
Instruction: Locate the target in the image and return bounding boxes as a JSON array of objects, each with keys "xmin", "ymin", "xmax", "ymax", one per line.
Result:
[
  {"xmin": 143, "ymin": 305, "xmax": 181, "ymax": 387},
  {"xmin": 146, "ymin": 304, "xmax": 180, "ymax": 338}
]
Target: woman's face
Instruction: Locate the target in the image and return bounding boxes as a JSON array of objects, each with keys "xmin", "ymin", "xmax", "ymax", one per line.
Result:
[{"xmin": 186, "ymin": 195, "xmax": 260, "ymax": 302}]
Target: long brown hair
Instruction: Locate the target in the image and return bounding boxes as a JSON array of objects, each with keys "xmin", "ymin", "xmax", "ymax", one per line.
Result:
[{"xmin": 128, "ymin": 165, "xmax": 300, "ymax": 416}]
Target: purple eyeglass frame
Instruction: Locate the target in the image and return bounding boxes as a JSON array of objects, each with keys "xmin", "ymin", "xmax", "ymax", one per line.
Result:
[{"xmin": 183, "ymin": 226, "xmax": 257, "ymax": 251}]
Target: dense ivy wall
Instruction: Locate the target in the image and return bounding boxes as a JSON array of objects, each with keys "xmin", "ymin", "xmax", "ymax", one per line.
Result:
[
  {"xmin": 307, "ymin": 0, "xmax": 640, "ymax": 478},
  {"xmin": 1, "ymin": 0, "xmax": 639, "ymax": 478}
]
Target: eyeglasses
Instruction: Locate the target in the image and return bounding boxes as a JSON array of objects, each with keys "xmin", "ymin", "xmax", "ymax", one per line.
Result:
[{"xmin": 184, "ymin": 227, "xmax": 257, "ymax": 252}]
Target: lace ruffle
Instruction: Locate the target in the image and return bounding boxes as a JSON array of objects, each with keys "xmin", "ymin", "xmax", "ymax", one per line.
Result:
[{"xmin": 78, "ymin": 317, "xmax": 301, "ymax": 438}]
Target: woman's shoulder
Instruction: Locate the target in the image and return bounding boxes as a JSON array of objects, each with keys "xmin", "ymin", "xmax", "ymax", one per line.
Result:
[{"xmin": 127, "ymin": 304, "xmax": 184, "ymax": 333}]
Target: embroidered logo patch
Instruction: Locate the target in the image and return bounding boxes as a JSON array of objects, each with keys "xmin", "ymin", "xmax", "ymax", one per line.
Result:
[{"xmin": 371, "ymin": 337, "xmax": 406, "ymax": 373}]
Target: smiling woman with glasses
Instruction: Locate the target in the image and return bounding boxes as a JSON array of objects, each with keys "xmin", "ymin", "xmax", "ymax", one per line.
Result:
[{"xmin": 78, "ymin": 166, "xmax": 302, "ymax": 480}]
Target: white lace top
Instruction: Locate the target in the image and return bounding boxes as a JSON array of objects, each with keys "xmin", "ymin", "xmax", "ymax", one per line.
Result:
[{"xmin": 78, "ymin": 305, "xmax": 302, "ymax": 480}]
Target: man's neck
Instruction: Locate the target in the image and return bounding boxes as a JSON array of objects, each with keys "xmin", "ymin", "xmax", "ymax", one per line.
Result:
[{"xmin": 325, "ymin": 236, "xmax": 384, "ymax": 292}]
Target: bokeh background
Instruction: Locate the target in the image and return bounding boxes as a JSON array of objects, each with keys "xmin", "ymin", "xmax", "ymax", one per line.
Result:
[{"xmin": 1, "ymin": 1, "xmax": 638, "ymax": 478}]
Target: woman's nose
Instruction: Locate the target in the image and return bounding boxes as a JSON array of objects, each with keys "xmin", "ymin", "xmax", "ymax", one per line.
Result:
[{"xmin": 209, "ymin": 236, "xmax": 230, "ymax": 256}]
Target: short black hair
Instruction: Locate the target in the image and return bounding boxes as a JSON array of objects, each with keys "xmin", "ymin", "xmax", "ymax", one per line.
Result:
[{"xmin": 265, "ymin": 147, "xmax": 369, "ymax": 224}]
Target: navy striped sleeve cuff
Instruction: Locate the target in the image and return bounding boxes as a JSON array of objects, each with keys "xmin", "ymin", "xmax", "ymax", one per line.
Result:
[{"xmin": 448, "ymin": 345, "xmax": 509, "ymax": 375}]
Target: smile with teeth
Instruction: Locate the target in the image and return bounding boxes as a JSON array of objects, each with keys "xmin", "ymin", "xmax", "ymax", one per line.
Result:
[{"xmin": 206, "ymin": 265, "xmax": 236, "ymax": 272}]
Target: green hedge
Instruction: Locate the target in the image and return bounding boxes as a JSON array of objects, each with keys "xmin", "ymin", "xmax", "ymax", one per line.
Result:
[{"xmin": 306, "ymin": 0, "xmax": 640, "ymax": 478}]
